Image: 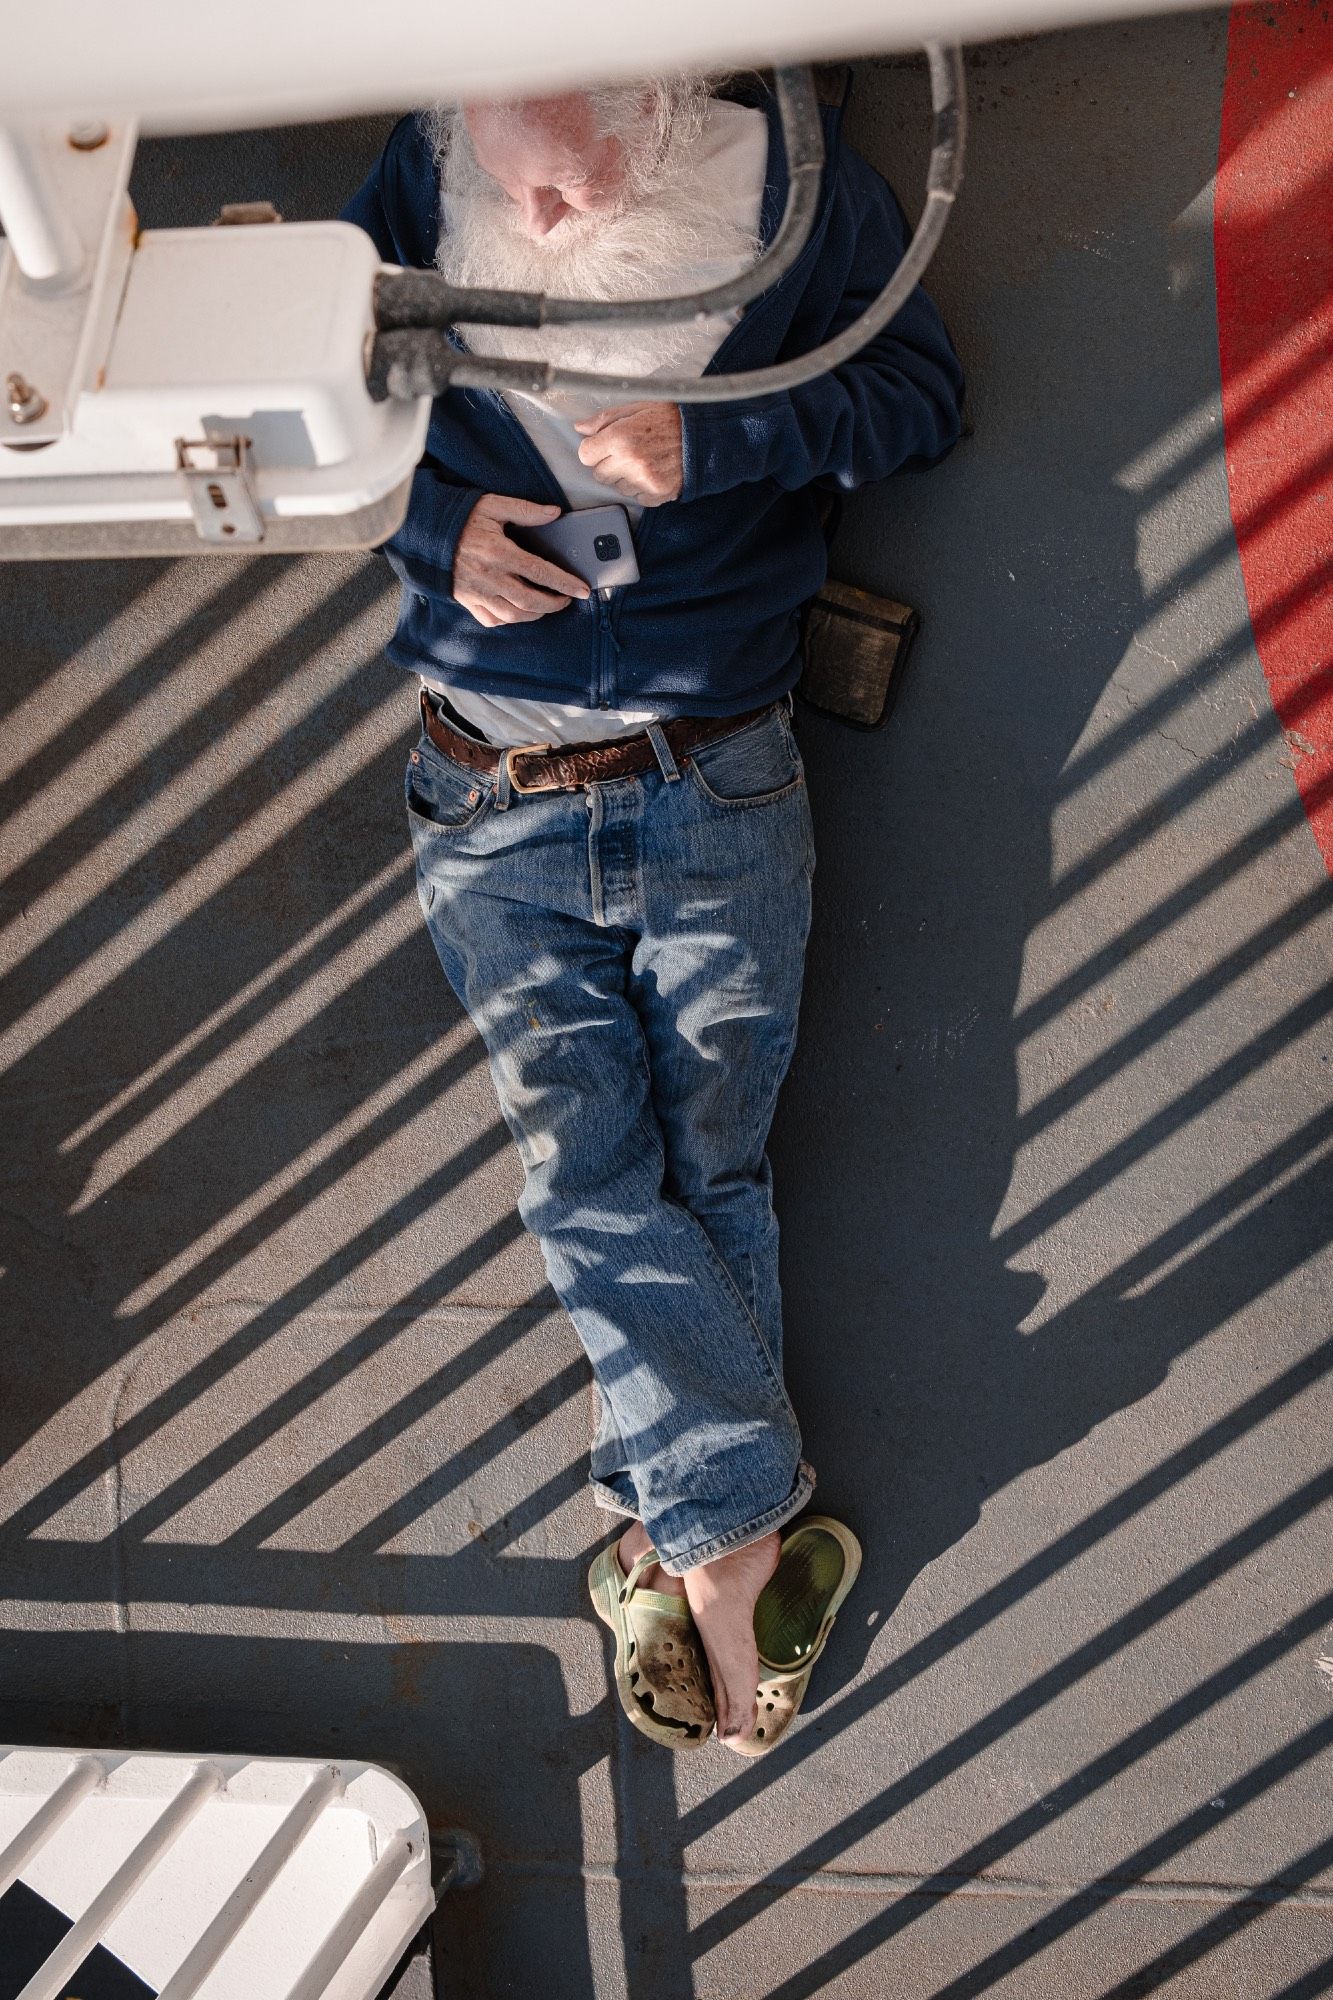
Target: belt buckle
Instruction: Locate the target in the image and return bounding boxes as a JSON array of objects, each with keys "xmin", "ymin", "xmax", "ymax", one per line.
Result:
[{"xmin": 503, "ymin": 741, "xmax": 557, "ymax": 794}]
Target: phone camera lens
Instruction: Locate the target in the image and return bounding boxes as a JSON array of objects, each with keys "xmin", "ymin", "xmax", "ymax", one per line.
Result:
[{"xmin": 593, "ymin": 533, "xmax": 621, "ymax": 562}]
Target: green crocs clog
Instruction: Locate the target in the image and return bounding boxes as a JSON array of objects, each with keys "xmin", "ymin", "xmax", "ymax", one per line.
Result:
[
  {"xmin": 732, "ymin": 1515, "xmax": 862, "ymax": 1757},
  {"xmin": 588, "ymin": 1542, "xmax": 715, "ymax": 1749}
]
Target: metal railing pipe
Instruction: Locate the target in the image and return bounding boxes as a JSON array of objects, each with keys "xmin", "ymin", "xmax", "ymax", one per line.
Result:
[
  {"xmin": 155, "ymin": 1766, "xmax": 344, "ymax": 2000},
  {"xmin": 0, "ymin": 127, "xmax": 86, "ymax": 288},
  {"xmin": 16, "ymin": 1764, "xmax": 222, "ymax": 2000},
  {"xmin": 367, "ymin": 44, "xmax": 964, "ymax": 407},
  {"xmin": 285, "ymin": 1832, "xmax": 415, "ymax": 2000},
  {"xmin": 372, "ymin": 65, "xmax": 824, "ymax": 335},
  {"xmin": 0, "ymin": 1759, "xmax": 104, "ymax": 1901}
]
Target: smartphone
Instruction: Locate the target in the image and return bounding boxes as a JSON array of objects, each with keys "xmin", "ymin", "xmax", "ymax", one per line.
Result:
[{"xmin": 509, "ymin": 504, "xmax": 640, "ymax": 592}]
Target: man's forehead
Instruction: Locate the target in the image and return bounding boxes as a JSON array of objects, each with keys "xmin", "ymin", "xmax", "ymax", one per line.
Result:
[{"xmin": 468, "ymin": 93, "xmax": 601, "ymax": 168}]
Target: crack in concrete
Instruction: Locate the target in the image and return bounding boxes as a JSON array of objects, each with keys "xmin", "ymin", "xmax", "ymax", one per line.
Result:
[
  {"xmin": 102, "ymin": 1356, "xmax": 137, "ymax": 1737},
  {"xmin": 1104, "ymin": 675, "xmax": 1229, "ymax": 770},
  {"xmin": 498, "ymin": 1857, "xmax": 1333, "ymax": 1911}
]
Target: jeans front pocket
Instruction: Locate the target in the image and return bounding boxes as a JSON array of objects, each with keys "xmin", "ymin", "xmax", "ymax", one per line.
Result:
[
  {"xmin": 686, "ymin": 709, "xmax": 804, "ymax": 811},
  {"xmin": 404, "ymin": 741, "xmax": 492, "ymax": 834}
]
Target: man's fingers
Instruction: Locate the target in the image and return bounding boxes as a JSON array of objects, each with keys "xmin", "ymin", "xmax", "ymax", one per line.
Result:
[
  {"xmin": 589, "ymin": 470, "xmax": 644, "ymax": 502},
  {"xmin": 465, "ymin": 575, "xmax": 572, "ymax": 622},
  {"xmin": 509, "ymin": 547, "xmax": 589, "ymax": 599},
  {"xmin": 576, "ymin": 437, "xmax": 624, "ymax": 477},
  {"xmin": 576, "ymin": 432, "xmax": 648, "ymax": 482},
  {"xmin": 574, "ymin": 437, "xmax": 649, "ymax": 500},
  {"xmin": 572, "ymin": 402, "xmax": 655, "ymax": 436},
  {"xmin": 460, "ymin": 598, "xmax": 499, "ymax": 627},
  {"xmin": 487, "ymin": 495, "xmax": 563, "ymax": 526},
  {"xmin": 495, "ymin": 575, "xmax": 572, "ymax": 617}
]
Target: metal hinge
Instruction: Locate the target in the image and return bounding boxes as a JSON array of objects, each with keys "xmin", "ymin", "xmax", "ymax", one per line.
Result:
[{"xmin": 176, "ymin": 434, "xmax": 264, "ymax": 544}]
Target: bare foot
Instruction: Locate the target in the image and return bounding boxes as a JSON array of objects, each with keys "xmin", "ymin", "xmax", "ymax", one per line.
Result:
[
  {"xmin": 618, "ymin": 1521, "xmax": 687, "ymax": 1598},
  {"xmin": 682, "ymin": 1532, "xmax": 781, "ymax": 1746}
]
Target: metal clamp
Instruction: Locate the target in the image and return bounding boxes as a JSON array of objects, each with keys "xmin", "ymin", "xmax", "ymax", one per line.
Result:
[{"xmin": 176, "ymin": 434, "xmax": 264, "ymax": 544}]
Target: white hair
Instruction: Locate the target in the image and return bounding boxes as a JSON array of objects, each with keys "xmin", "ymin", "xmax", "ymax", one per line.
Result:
[
  {"xmin": 424, "ymin": 74, "xmax": 713, "ymax": 202},
  {"xmin": 427, "ymin": 75, "xmax": 761, "ymax": 382},
  {"xmin": 583, "ymin": 75, "xmax": 712, "ymax": 174}
]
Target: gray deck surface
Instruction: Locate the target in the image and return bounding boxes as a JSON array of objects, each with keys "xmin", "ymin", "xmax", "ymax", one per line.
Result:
[{"xmin": 2, "ymin": 12, "xmax": 1332, "ymax": 1995}]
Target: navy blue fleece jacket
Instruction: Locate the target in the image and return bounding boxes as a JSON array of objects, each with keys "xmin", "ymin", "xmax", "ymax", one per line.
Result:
[{"xmin": 342, "ymin": 87, "xmax": 964, "ymax": 717}]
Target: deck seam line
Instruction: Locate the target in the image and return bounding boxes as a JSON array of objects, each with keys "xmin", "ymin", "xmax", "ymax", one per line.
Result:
[{"xmin": 493, "ymin": 1859, "xmax": 1333, "ymax": 1911}]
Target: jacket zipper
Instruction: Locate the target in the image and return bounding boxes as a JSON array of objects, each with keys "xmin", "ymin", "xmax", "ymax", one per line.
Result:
[
  {"xmin": 594, "ymin": 589, "xmax": 614, "ymax": 708},
  {"xmin": 485, "ymin": 390, "xmax": 602, "ymax": 706}
]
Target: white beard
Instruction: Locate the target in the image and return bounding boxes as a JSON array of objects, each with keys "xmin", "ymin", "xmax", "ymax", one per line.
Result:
[{"xmin": 433, "ymin": 109, "xmax": 760, "ymax": 386}]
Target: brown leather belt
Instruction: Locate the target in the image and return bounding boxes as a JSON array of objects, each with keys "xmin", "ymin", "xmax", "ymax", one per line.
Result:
[{"xmin": 418, "ymin": 687, "xmax": 776, "ymax": 795}]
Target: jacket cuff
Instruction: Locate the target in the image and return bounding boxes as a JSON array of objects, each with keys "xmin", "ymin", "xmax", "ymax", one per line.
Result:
[
  {"xmin": 679, "ymin": 399, "xmax": 777, "ymax": 503},
  {"xmin": 679, "ymin": 402, "xmax": 725, "ymax": 503},
  {"xmin": 386, "ymin": 474, "xmax": 486, "ymax": 597}
]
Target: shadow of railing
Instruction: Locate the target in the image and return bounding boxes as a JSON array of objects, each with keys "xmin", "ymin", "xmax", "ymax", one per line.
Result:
[{"xmin": 2, "ymin": 20, "xmax": 1332, "ymax": 2000}]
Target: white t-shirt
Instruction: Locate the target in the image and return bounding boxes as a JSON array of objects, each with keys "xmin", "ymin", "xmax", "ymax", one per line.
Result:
[{"xmin": 438, "ymin": 99, "xmax": 768, "ymax": 750}]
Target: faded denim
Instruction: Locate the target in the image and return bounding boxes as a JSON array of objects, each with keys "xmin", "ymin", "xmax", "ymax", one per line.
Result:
[{"xmin": 406, "ymin": 696, "xmax": 816, "ymax": 1573}]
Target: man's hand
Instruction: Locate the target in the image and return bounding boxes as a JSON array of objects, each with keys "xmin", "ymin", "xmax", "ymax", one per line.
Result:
[
  {"xmin": 574, "ymin": 404, "xmax": 683, "ymax": 506},
  {"xmin": 453, "ymin": 494, "xmax": 591, "ymax": 628}
]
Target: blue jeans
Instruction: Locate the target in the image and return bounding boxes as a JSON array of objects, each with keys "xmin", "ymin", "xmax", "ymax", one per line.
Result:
[{"xmin": 406, "ymin": 696, "xmax": 816, "ymax": 1574}]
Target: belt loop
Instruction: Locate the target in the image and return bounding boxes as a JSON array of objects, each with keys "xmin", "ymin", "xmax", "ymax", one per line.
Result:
[
  {"xmin": 496, "ymin": 751, "xmax": 513, "ymax": 811},
  {"xmin": 646, "ymin": 721, "xmax": 681, "ymax": 783}
]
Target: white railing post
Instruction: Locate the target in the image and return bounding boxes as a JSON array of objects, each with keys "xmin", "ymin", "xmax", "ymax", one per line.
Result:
[
  {"xmin": 15, "ymin": 1763, "xmax": 222, "ymax": 2000},
  {"xmin": 0, "ymin": 127, "xmax": 86, "ymax": 288},
  {"xmin": 0, "ymin": 1758, "xmax": 104, "ymax": 1901},
  {"xmin": 284, "ymin": 1833, "xmax": 416, "ymax": 2000},
  {"xmin": 155, "ymin": 1766, "xmax": 344, "ymax": 2000}
]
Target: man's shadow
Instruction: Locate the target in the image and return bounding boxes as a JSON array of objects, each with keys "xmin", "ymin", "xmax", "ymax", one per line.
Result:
[
  {"xmin": 774, "ymin": 11, "xmax": 1250, "ymax": 1693},
  {"xmin": 617, "ymin": 16, "xmax": 1329, "ymax": 1991}
]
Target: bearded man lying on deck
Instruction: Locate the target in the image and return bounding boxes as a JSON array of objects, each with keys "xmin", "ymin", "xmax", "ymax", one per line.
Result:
[{"xmin": 343, "ymin": 72, "xmax": 963, "ymax": 1753}]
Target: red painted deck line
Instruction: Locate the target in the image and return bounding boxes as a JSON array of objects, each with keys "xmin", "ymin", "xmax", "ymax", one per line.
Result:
[{"xmin": 1215, "ymin": 0, "xmax": 1333, "ymax": 875}]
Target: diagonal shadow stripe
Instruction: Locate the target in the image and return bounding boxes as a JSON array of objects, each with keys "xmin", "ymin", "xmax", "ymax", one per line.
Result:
[
  {"xmin": 108, "ymin": 1195, "xmax": 527, "ymax": 1545},
  {"xmin": 996, "ymin": 980, "xmax": 1333, "ymax": 1258},
  {"xmin": 212, "ymin": 1300, "xmax": 573, "ymax": 1551},
  {"xmin": 0, "ymin": 566, "xmax": 386, "ymax": 984},
  {"xmin": 0, "ymin": 720, "xmax": 416, "ymax": 1121},
  {"xmin": 679, "ymin": 1126, "xmax": 1333, "ymax": 1848},
  {"xmin": 1015, "ymin": 875, "xmax": 1333, "ymax": 1145},
  {"xmin": 340, "ymin": 1355, "xmax": 588, "ymax": 1556},
  {"xmin": 1133, "ymin": 434, "xmax": 1333, "ymax": 640},
  {"xmin": 0, "ymin": 564, "xmax": 275, "ymax": 830},
  {"xmin": 690, "ymin": 1493, "xmax": 1333, "ymax": 1967},
  {"xmin": 1095, "ymin": 1822, "xmax": 1333, "ymax": 2000},
  {"xmin": 1017, "ymin": 768, "xmax": 1333, "ymax": 1041},
  {"xmin": 2, "ymin": 1081, "xmax": 508, "ymax": 1540},
  {"xmin": 1267, "ymin": 1943, "xmax": 1333, "ymax": 2000},
  {"xmin": 63, "ymin": 856, "xmax": 416, "ymax": 1166},
  {"xmin": 1047, "ymin": 673, "xmax": 1333, "ymax": 920},
  {"xmin": 480, "ymin": 1455, "xmax": 593, "ymax": 1554},
  {"xmin": 927, "ymin": 1711, "xmax": 1333, "ymax": 1997},
  {"xmin": 1117, "ymin": 336, "xmax": 1333, "ymax": 518}
]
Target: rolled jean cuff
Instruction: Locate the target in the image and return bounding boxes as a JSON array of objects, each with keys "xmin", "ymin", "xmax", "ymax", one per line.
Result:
[
  {"xmin": 656, "ymin": 1460, "xmax": 816, "ymax": 1577},
  {"xmin": 589, "ymin": 1476, "xmax": 640, "ymax": 1522}
]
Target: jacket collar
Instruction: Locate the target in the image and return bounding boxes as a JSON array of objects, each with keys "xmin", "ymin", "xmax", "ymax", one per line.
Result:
[
  {"xmin": 700, "ymin": 78, "xmax": 846, "ymax": 372},
  {"xmin": 754, "ymin": 74, "xmax": 847, "ymax": 253}
]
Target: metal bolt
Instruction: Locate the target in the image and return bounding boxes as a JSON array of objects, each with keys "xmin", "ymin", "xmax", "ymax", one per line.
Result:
[
  {"xmin": 68, "ymin": 120, "xmax": 110, "ymax": 151},
  {"xmin": 6, "ymin": 374, "xmax": 48, "ymax": 425}
]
